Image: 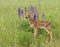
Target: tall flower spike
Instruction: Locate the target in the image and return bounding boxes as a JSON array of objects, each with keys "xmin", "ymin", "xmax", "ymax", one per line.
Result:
[
  {"xmin": 18, "ymin": 8, "xmax": 21, "ymax": 16},
  {"xmin": 18, "ymin": 8, "xmax": 23, "ymax": 16},
  {"xmin": 29, "ymin": 5, "xmax": 35, "ymax": 12},
  {"xmin": 33, "ymin": 10, "xmax": 37, "ymax": 20},
  {"xmin": 42, "ymin": 12, "xmax": 45, "ymax": 20},
  {"xmin": 24, "ymin": 7, "xmax": 27, "ymax": 15},
  {"xmin": 33, "ymin": 13, "xmax": 37, "ymax": 20}
]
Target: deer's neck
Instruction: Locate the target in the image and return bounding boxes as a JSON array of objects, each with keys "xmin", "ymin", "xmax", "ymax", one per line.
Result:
[
  {"xmin": 28, "ymin": 18, "xmax": 37, "ymax": 28},
  {"xmin": 28, "ymin": 18, "xmax": 36, "ymax": 25}
]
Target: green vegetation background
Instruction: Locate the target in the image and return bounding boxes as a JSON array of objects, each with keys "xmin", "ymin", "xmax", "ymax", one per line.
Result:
[{"xmin": 0, "ymin": 0, "xmax": 60, "ymax": 47}]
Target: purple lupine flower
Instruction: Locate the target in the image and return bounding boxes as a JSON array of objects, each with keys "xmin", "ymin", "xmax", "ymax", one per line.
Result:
[
  {"xmin": 18, "ymin": 8, "xmax": 21, "ymax": 16},
  {"xmin": 29, "ymin": 5, "xmax": 35, "ymax": 12},
  {"xmin": 33, "ymin": 13, "xmax": 37, "ymax": 20},
  {"xmin": 33, "ymin": 9, "xmax": 39, "ymax": 20},
  {"xmin": 33, "ymin": 10, "xmax": 37, "ymax": 20},
  {"xmin": 42, "ymin": 12, "xmax": 45, "ymax": 19},
  {"xmin": 18, "ymin": 8, "xmax": 23, "ymax": 16}
]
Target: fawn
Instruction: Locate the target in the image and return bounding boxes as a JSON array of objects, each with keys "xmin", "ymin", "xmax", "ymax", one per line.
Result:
[{"xmin": 25, "ymin": 11, "xmax": 52, "ymax": 42}]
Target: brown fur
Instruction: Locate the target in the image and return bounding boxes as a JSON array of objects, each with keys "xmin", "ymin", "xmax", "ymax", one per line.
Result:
[{"xmin": 25, "ymin": 12, "xmax": 52, "ymax": 42}]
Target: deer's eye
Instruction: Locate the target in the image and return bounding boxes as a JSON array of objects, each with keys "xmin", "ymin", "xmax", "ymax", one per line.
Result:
[{"xmin": 25, "ymin": 16, "xmax": 28, "ymax": 18}]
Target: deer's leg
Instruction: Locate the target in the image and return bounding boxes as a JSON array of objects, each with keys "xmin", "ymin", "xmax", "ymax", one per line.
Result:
[
  {"xmin": 47, "ymin": 29, "xmax": 52, "ymax": 42},
  {"xmin": 34, "ymin": 28, "xmax": 37, "ymax": 41},
  {"xmin": 45, "ymin": 28, "xmax": 52, "ymax": 42}
]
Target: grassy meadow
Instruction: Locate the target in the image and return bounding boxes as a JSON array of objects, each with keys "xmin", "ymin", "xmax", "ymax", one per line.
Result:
[{"xmin": 0, "ymin": 0, "xmax": 60, "ymax": 47}]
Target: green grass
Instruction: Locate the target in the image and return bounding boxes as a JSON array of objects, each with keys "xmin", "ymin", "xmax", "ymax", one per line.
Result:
[{"xmin": 0, "ymin": 0, "xmax": 60, "ymax": 47}]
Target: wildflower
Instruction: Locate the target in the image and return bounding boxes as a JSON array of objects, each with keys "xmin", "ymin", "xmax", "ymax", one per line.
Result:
[
  {"xmin": 18, "ymin": 8, "xmax": 23, "ymax": 16},
  {"xmin": 29, "ymin": 5, "xmax": 35, "ymax": 12},
  {"xmin": 33, "ymin": 10, "xmax": 37, "ymax": 20},
  {"xmin": 42, "ymin": 12, "xmax": 45, "ymax": 20},
  {"xmin": 33, "ymin": 13, "xmax": 37, "ymax": 20}
]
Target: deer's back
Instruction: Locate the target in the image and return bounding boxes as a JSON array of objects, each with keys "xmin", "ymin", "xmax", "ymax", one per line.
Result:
[
  {"xmin": 29, "ymin": 19, "xmax": 51, "ymax": 28},
  {"xmin": 37, "ymin": 20, "xmax": 51, "ymax": 28}
]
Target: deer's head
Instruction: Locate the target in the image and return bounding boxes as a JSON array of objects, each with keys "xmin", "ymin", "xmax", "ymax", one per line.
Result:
[
  {"xmin": 25, "ymin": 11, "xmax": 33, "ymax": 19},
  {"xmin": 24, "ymin": 6, "xmax": 37, "ymax": 20}
]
